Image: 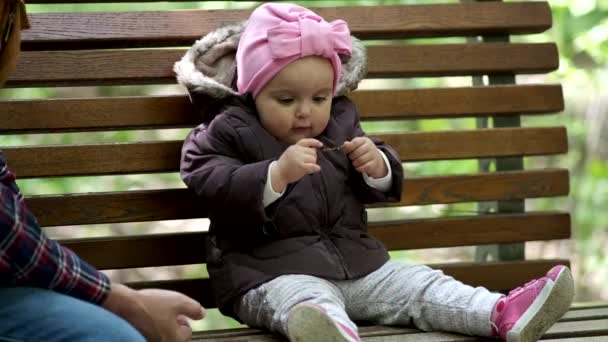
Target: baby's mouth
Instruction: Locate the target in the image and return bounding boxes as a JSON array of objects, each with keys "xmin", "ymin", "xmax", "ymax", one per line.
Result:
[{"xmin": 292, "ymin": 126, "xmax": 312, "ymax": 133}]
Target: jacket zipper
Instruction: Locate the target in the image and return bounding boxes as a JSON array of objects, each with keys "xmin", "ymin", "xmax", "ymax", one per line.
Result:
[{"xmin": 317, "ymin": 156, "xmax": 350, "ymax": 279}]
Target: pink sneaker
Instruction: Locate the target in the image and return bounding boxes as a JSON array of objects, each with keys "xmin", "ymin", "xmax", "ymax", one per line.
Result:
[
  {"xmin": 491, "ymin": 265, "xmax": 574, "ymax": 342},
  {"xmin": 287, "ymin": 303, "xmax": 360, "ymax": 342}
]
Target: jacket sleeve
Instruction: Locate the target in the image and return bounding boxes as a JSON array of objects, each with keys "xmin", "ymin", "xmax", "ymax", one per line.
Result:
[
  {"xmin": 0, "ymin": 153, "xmax": 110, "ymax": 304},
  {"xmin": 343, "ymin": 99, "xmax": 404, "ymax": 204},
  {"xmin": 180, "ymin": 114, "xmax": 273, "ymax": 236}
]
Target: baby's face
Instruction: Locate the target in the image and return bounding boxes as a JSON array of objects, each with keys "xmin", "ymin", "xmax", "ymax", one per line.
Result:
[{"xmin": 255, "ymin": 56, "xmax": 333, "ymax": 145}]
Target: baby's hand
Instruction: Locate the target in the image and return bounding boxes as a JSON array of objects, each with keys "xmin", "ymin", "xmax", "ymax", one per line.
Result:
[
  {"xmin": 344, "ymin": 137, "xmax": 388, "ymax": 179},
  {"xmin": 271, "ymin": 138, "xmax": 323, "ymax": 192}
]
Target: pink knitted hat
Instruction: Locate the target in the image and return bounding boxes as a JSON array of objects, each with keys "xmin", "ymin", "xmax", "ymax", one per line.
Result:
[{"xmin": 236, "ymin": 3, "xmax": 352, "ymax": 97}]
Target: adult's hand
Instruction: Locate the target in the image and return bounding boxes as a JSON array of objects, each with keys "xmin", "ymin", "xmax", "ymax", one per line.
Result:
[{"xmin": 102, "ymin": 283, "xmax": 205, "ymax": 342}]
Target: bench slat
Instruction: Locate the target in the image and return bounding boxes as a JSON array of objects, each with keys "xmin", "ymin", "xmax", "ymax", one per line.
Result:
[
  {"xmin": 382, "ymin": 126, "xmax": 567, "ymax": 162},
  {"xmin": 543, "ymin": 338, "xmax": 608, "ymax": 342},
  {"xmin": 0, "ymin": 95, "xmax": 197, "ymax": 133},
  {"xmin": 545, "ymin": 319, "xmax": 608, "ymax": 339},
  {"xmin": 192, "ymin": 320, "xmax": 607, "ymax": 342},
  {"xmin": 4, "ymin": 127, "xmax": 567, "ymax": 178},
  {"xmin": 196, "ymin": 320, "xmax": 580, "ymax": 342},
  {"xmin": 22, "ymin": 3, "xmax": 552, "ymax": 50},
  {"xmin": 562, "ymin": 308, "xmax": 608, "ymax": 322},
  {"xmin": 191, "ymin": 328, "xmax": 447, "ymax": 342},
  {"xmin": 5, "ymin": 43, "xmax": 558, "ymax": 87},
  {"xmin": 5, "ymin": 141, "xmax": 184, "ymax": 178},
  {"xmin": 190, "ymin": 325, "xmax": 608, "ymax": 342},
  {"xmin": 354, "ymin": 85, "xmax": 564, "ymax": 120},
  {"xmin": 394, "ymin": 168, "xmax": 568, "ymax": 207},
  {"xmin": 373, "ymin": 212, "xmax": 570, "ymax": 250},
  {"xmin": 0, "ymin": 85, "xmax": 564, "ymax": 134},
  {"xmin": 190, "ymin": 307, "xmax": 606, "ymax": 341},
  {"xmin": 27, "ymin": 169, "xmax": 569, "ymax": 226},
  {"xmin": 60, "ymin": 212, "xmax": 570, "ymax": 270},
  {"xmin": 127, "ymin": 259, "xmax": 569, "ymax": 309},
  {"xmin": 571, "ymin": 303, "xmax": 608, "ymax": 310}
]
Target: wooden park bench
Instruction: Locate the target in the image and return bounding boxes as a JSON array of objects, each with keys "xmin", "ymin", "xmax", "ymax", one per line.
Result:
[{"xmin": 1, "ymin": 0, "xmax": 607, "ymax": 340}]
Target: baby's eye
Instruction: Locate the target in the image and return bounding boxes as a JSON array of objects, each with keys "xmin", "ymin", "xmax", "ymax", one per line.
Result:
[
  {"xmin": 276, "ymin": 98, "xmax": 294, "ymax": 104},
  {"xmin": 313, "ymin": 96, "xmax": 327, "ymax": 103}
]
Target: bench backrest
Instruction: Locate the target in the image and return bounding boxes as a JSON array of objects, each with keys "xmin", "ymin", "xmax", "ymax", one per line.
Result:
[{"xmin": 0, "ymin": 0, "xmax": 569, "ymax": 309}]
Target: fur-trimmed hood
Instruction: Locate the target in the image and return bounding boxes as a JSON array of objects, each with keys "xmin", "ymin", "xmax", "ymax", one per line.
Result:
[{"xmin": 174, "ymin": 20, "xmax": 368, "ymax": 102}]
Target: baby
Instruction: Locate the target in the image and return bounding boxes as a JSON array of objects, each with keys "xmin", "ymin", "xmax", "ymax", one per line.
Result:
[{"xmin": 174, "ymin": 3, "xmax": 573, "ymax": 341}]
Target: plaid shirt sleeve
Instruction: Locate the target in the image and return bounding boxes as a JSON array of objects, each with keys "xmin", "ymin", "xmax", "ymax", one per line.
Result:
[{"xmin": 0, "ymin": 151, "xmax": 111, "ymax": 305}]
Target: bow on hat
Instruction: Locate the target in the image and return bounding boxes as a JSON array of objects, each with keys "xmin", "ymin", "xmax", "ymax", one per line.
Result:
[{"xmin": 266, "ymin": 16, "xmax": 352, "ymax": 60}]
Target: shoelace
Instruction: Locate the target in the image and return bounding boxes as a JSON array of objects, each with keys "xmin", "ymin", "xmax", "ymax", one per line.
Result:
[{"xmin": 507, "ymin": 278, "xmax": 541, "ymax": 297}]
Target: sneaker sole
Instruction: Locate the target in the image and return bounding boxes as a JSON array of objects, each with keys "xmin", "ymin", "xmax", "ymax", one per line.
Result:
[
  {"xmin": 507, "ymin": 266, "xmax": 574, "ymax": 342},
  {"xmin": 287, "ymin": 304, "xmax": 356, "ymax": 342}
]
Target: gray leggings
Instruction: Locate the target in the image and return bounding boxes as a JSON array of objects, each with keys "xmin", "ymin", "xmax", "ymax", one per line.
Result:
[{"xmin": 235, "ymin": 260, "xmax": 502, "ymax": 338}]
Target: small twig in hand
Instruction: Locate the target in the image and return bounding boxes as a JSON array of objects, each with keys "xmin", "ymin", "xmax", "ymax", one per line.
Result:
[{"xmin": 321, "ymin": 144, "xmax": 345, "ymax": 152}]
